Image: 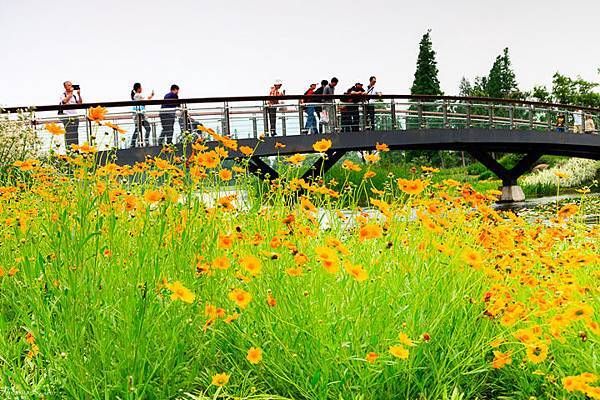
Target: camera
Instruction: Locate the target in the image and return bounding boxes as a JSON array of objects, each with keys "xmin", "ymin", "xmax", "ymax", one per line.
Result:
[{"xmin": 72, "ymin": 84, "xmax": 80, "ymax": 90}]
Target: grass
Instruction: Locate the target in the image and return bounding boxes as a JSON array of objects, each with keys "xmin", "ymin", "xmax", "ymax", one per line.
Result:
[{"xmin": 0, "ymin": 138, "xmax": 598, "ymax": 399}]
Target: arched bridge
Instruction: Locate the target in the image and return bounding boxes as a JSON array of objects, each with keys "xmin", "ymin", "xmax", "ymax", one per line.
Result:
[{"xmin": 3, "ymin": 94, "xmax": 600, "ymax": 202}]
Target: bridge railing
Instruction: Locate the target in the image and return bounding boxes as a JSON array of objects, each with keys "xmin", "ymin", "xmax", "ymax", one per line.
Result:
[{"xmin": 1, "ymin": 95, "xmax": 598, "ymax": 154}]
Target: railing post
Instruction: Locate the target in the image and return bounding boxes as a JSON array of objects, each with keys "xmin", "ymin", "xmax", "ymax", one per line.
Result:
[
  {"xmin": 466, "ymin": 102, "xmax": 472, "ymax": 128},
  {"xmin": 529, "ymin": 105, "xmax": 534, "ymax": 129},
  {"xmin": 488, "ymin": 104, "xmax": 494, "ymax": 129},
  {"xmin": 182, "ymin": 103, "xmax": 190, "ymax": 133},
  {"xmin": 443, "ymin": 100, "xmax": 448, "ymax": 128},
  {"xmin": 251, "ymin": 116, "xmax": 257, "ymax": 138},
  {"xmin": 417, "ymin": 101, "xmax": 424, "ymax": 129},
  {"xmin": 262, "ymin": 101, "xmax": 269, "ymax": 136},
  {"xmin": 390, "ymin": 100, "xmax": 397, "ymax": 130},
  {"xmin": 113, "ymin": 128, "xmax": 118, "ymax": 149},
  {"xmin": 361, "ymin": 102, "xmax": 367, "ymax": 131},
  {"xmin": 298, "ymin": 100, "xmax": 305, "ymax": 135},
  {"xmin": 136, "ymin": 112, "xmax": 143, "ymax": 147},
  {"xmin": 509, "ymin": 105, "xmax": 514, "ymax": 129},
  {"xmin": 151, "ymin": 121, "xmax": 157, "ymax": 146},
  {"xmin": 281, "ymin": 114, "xmax": 287, "ymax": 136},
  {"xmin": 223, "ymin": 102, "xmax": 231, "ymax": 136},
  {"xmin": 86, "ymin": 115, "xmax": 92, "ymax": 145}
]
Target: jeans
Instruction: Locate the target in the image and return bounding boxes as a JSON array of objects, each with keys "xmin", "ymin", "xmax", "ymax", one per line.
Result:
[
  {"xmin": 159, "ymin": 110, "xmax": 176, "ymax": 145},
  {"xmin": 61, "ymin": 116, "xmax": 79, "ymax": 146},
  {"xmin": 267, "ymin": 107, "xmax": 277, "ymax": 136},
  {"xmin": 305, "ymin": 106, "xmax": 317, "ymax": 134},
  {"xmin": 131, "ymin": 113, "xmax": 151, "ymax": 147}
]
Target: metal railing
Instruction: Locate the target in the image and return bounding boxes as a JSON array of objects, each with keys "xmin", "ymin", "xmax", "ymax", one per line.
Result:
[{"xmin": 1, "ymin": 95, "xmax": 599, "ymax": 154}]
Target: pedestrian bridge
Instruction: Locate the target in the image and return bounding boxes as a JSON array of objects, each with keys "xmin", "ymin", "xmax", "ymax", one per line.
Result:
[{"xmin": 3, "ymin": 94, "xmax": 599, "ymax": 202}]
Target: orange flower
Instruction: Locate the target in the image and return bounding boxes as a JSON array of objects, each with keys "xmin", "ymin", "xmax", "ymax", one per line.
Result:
[
  {"xmin": 397, "ymin": 178, "xmax": 428, "ymax": 195},
  {"xmin": 461, "ymin": 248, "xmax": 483, "ymax": 268},
  {"xmin": 285, "ymin": 154, "xmax": 306, "ymax": 165},
  {"xmin": 246, "ymin": 347, "xmax": 263, "ymax": 364},
  {"xmin": 364, "ymin": 153, "xmax": 380, "ymax": 163},
  {"xmin": 219, "ymin": 169, "xmax": 233, "ymax": 181},
  {"xmin": 375, "ymin": 142, "xmax": 389, "ymax": 152},
  {"xmin": 315, "ymin": 246, "xmax": 339, "ymax": 274},
  {"xmin": 239, "ymin": 146, "xmax": 254, "ymax": 156},
  {"xmin": 103, "ymin": 122, "xmax": 126, "ymax": 134},
  {"xmin": 144, "ymin": 190, "xmax": 164, "ymax": 203},
  {"xmin": 557, "ymin": 204, "xmax": 578, "ymax": 220},
  {"xmin": 366, "ymin": 352, "xmax": 378, "ymax": 363},
  {"xmin": 312, "ymin": 139, "xmax": 332, "ymax": 153},
  {"xmin": 363, "ymin": 171, "xmax": 376, "ymax": 179},
  {"xmin": 45, "ymin": 122, "xmax": 65, "ymax": 136},
  {"xmin": 211, "ymin": 373, "xmax": 229, "ymax": 387},
  {"xmin": 275, "ymin": 142, "xmax": 286, "ymax": 149},
  {"xmin": 359, "ymin": 223, "xmax": 383, "ymax": 241},
  {"xmin": 87, "ymin": 106, "xmax": 108, "ymax": 122},
  {"xmin": 342, "ymin": 160, "xmax": 362, "ymax": 172},
  {"xmin": 492, "ymin": 351, "xmax": 512, "ymax": 369},
  {"xmin": 239, "ymin": 255, "xmax": 261, "ymax": 276},
  {"xmin": 218, "ymin": 234, "xmax": 234, "ymax": 249},
  {"xmin": 228, "ymin": 288, "xmax": 252, "ymax": 309},
  {"xmin": 344, "ymin": 262, "xmax": 368, "ymax": 282}
]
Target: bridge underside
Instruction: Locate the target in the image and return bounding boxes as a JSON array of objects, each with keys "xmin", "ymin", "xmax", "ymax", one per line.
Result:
[{"xmin": 112, "ymin": 128, "xmax": 600, "ymax": 202}]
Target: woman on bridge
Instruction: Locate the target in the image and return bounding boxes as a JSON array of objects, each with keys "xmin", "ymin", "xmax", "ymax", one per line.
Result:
[{"xmin": 130, "ymin": 83, "xmax": 154, "ymax": 147}]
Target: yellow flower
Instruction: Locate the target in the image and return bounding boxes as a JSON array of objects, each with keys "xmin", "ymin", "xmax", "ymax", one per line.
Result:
[
  {"xmin": 239, "ymin": 255, "xmax": 261, "ymax": 276},
  {"xmin": 461, "ymin": 248, "xmax": 484, "ymax": 268},
  {"xmin": 211, "ymin": 372, "xmax": 229, "ymax": 387},
  {"xmin": 144, "ymin": 190, "xmax": 164, "ymax": 203},
  {"xmin": 285, "ymin": 154, "xmax": 306, "ymax": 165},
  {"xmin": 87, "ymin": 106, "xmax": 108, "ymax": 122},
  {"xmin": 45, "ymin": 122, "xmax": 65, "ymax": 136},
  {"xmin": 239, "ymin": 146, "xmax": 254, "ymax": 156},
  {"xmin": 359, "ymin": 223, "xmax": 383, "ymax": 241},
  {"xmin": 554, "ymin": 171, "xmax": 568, "ymax": 179},
  {"xmin": 219, "ymin": 169, "xmax": 233, "ymax": 181},
  {"xmin": 344, "ymin": 262, "xmax": 368, "ymax": 282},
  {"xmin": 228, "ymin": 288, "xmax": 252, "ymax": 309},
  {"xmin": 397, "ymin": 178, "xmax": 428, "ymax": 195},
  {"xmin": 492, "ymin": 351, "xmax": 512, "ymax": 369},
  {"xmin": 364, "ymin": 153, "xmax": 380, "ymax": 163},
  {"xmin": 166, "ymin": 281, "xmax": 195, "ymax": 303},
  {"xmin": 375, "ymin": 142, "xmax": 389, "ymax": 152},
  {"xmin": 312, "ymin": 139, "xmax": 332, "ymax": 153},
  {"xmin": 342, "ymin": 160, "xmax": 362, "ymax": 172},
  {"xmin": 525, "ymin": 341, "xmax": 548, "ymax": 364},
  {"xmin": 398, "ymin": 332, "xmax": 414, "ymax": 346},
  {"xmin": 389, "ymin": 345, "xmax": 409, "ymax": 359},
  {"xmin": 246, "ymin": 347, "xmax": 263, "ymax": 364}
]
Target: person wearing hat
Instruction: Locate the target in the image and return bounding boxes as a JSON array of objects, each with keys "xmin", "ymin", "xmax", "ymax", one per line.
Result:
[
  {"xmin": 303, "ymin": 83, "xmax": 318, "ymax": 134},
  {"xmin": 346, "ymin": 82, "xmax": 365, "ymax": 132},
  {"xmin": 267, "ymin": 79, "xmax": 284, "ymax": 136}
]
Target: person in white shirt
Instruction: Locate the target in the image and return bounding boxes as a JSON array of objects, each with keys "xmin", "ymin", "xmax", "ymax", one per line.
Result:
[
  {"xmin": 573, "ymin": 110, "xmax": 583, "ymax": 133},
  {"xmin": 130, "ymin": 82, "xmax": 154, "ymax": 146},
  {"xmin": 365, "ymin": 76, "xmax": 381, "ymax": 130},
  {"xmin": 59, "ymin": 81, "xmax": 83, "ymax": 145}
]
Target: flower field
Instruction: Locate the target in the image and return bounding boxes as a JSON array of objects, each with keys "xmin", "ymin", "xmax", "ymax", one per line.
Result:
[{"xmin": 0, "ymin": 123, "xmax": 598, "ymax": 399}]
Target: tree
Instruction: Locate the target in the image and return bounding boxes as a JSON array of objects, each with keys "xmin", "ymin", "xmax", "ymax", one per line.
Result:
[
  {"xmin": 410, "ymin": 30, "xmax": 443, "ymax": 96},
  {"xmin": 485, "ymin": 48, "xmax": 519, "ymax": 99}
]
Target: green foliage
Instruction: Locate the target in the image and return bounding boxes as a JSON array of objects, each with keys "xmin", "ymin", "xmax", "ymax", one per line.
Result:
[
  {"xmin": 485, "ymin": 48, "xmax": 520, "ymax": 99},
  {"xmin": 530, "ymin": 72, "xmax": 600, "ymax": 108},
  {"xmin": 410, "ymin": 30, "xmax": 443, "ymax": 96}
]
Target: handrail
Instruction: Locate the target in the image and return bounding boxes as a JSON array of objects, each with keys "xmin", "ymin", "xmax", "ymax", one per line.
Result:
[{"xmin": 2, "ymin": 94, "xmax": 599, "ymax": 114}]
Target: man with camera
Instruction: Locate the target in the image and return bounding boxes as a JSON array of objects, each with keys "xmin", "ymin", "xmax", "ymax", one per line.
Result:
[{"xmin": 59, "ymin": 81, "xmax": 83, "ymax": 146}]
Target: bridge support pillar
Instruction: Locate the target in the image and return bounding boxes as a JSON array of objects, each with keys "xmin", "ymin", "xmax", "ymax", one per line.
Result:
[
  {"xmin": 468, "ymin": 150, "xmax": 542, "ymax": 203},
  {"xmin": 500, "ymin": 180, "xmax": 525, "ymax": 203}
]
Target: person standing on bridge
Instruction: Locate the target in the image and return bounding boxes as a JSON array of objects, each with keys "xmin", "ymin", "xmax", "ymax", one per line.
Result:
[
  {"xmin": 159, "ymin": 84, "xmax": 180, "ymax": 145},
  {"xmin": 345, "ymin": 82, "xmax": 365, "ymax": 132},
  {"xmin": 267, "ymin": 80, "xmax": 284, "ymax": 136},
  {"xmin": 322, "ymin": 77, "xmax": 338, "ymax": 133},
  {"xmin": 313, "ymin": 80, "xmax": 328, "ymax": 133},
  {"xmin": 59, "ymin": 81, "xmax": 83, "ymax": 146},
  {"xmin": 130, "ymin": 83, "xmax": 154, "ymax": 147},
  {"xmin": 365, "ymin": 76, "xmax": 380, "ymax": 130},
  {"xmin": 585, "ymin": 114, "xmax": 596, "ymax": 134},
  {"xmin": 303, "ymin": 83, "xmax": 318, "ymax": 134}
]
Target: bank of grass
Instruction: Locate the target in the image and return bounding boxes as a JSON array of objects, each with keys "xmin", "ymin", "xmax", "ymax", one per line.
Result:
[{"xmin": 0, "ymin": 149, "xmax": 598, "ymax": 399}]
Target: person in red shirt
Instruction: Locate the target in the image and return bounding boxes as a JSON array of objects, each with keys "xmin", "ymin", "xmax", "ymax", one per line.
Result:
[
  {"xmin": 267, "ymin": 80, "xmax": 284, "ymax": 136},
  {"xmin": 303, "ymin": 83, "xmax": 318, "ymax": 134}
]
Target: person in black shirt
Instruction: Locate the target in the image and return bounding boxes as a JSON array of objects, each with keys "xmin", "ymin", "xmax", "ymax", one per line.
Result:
[
  {"xmin": 313, "ymin": 80, "xmax": 328, "ymax": 133},
  {"xmin": 159, "ymin": 84, "xmax": 180, "ymax": 145},
  {"xmin": 346, "ymin": 83, "xmax": 365, "ymax": 132}
]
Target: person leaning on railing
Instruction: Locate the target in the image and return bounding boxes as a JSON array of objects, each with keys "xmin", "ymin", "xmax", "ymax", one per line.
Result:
[
  {"xmin": 584, "ymin": 114, "xmax": 596, "ymax": 134},
  {"xmin": 556, "ymin": 113, "xmax": 566, "ymax": 133},
  {"xmin": 59, "ymin": 81, "xmax": 82, "ymax": 145}
]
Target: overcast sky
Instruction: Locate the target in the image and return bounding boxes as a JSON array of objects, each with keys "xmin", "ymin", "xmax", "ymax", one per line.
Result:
[{"xmin": 1, "ymin": 0, "xmax": 599, "ymax": 107}]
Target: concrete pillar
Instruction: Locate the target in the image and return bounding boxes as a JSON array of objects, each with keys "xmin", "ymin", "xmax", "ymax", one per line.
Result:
[{"xmin": 499, "ymin": 184, "xmax": 525, "ymax": 202}]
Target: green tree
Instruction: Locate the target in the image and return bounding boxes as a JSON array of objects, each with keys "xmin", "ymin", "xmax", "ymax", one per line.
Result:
[
  {"xmin": 485, "ymin": 48, "xmax": 519, "ymax": 99},
  {"xmin": 410, "ymin": 30, "xmax": 443, "ymax": 96}
]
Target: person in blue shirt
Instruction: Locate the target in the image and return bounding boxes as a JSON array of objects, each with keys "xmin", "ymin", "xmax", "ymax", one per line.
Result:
[
  {"xmin": 130, "ymin": 82, "xmax": 154, "ymax": 147},
  {"xmin": 159, "ymin": 84, "xmax": 180, "ymax": 145}
]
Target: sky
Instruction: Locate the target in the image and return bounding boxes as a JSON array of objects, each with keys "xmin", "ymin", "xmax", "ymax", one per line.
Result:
[{"xmin": 1, "ymin": 0, "xmax": 599, "ymax": 107}]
